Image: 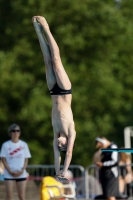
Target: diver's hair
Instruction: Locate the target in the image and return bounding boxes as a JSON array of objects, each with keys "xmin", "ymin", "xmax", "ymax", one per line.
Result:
[
  {"xmin": 59, "ymin": 144, "xmax": 75, "ymax": 153},
  {"xmin": 7, "ymin": 124, "xmax": 21, "ymax": 136},
  {"xmin": 58, "ymin": 146, "xmax": 67, "ymax": 153}
]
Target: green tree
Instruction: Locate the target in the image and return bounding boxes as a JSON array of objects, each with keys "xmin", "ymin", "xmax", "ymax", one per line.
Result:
[{"xmin": 0, "ymin": 0, "xmax": 133, "ymax": 166}]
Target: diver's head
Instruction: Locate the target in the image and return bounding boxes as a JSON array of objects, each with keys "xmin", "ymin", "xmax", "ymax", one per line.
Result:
[{"xmin": 57, "ymin": 135, "xmax": 68, "ymax": 152}]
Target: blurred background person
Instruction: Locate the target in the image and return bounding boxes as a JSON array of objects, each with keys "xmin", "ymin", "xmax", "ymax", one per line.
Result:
[
  {"xmin": 95, "ymin": 137, "xmax": 119, "ymax": 200},
  {"xmin": 93, "ymin": 149, "xmax": 102, "ymax": 164},
  {"xmin": 76, "ymin": 172, "xmax": 102, "ymax": 199},
  {"xmin": 119, "ymin": 151, "xmax": 132, "ymax": 196},
  {"xmin": 32, "ymin": 16, "xmax": 76, "ymax": 183},
  {"xmin": 0, "ymin": 123, "xmax": 31, "ymax": 200},
  {"xmin": 63, "ymin": 170, "xmax": 76, "ymax": 195},
  {"xmin": 93, "ymin": 148, "xmax": 102, "ymax": 180},
  {"xmin": 65, "ymin": 170, "xmax": 76, "ymax": 189},
  {"xmin": 0, "ymin": 158, "xmax": 4, "ymax": 180}
]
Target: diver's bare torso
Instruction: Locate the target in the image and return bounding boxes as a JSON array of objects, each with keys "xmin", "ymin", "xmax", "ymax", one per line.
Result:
[{"xmin": 51, "ymin": 94, "xmax": 75, "ymax": 136}]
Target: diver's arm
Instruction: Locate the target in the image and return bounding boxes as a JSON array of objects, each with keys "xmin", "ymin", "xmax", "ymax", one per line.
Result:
[
  {"xmin": 61, "ymin": 131, "xmax": 76, "ymax": 176},
  {"xmin": 53, "ymin": 136, "xmax": 61, "ymax": 175}
]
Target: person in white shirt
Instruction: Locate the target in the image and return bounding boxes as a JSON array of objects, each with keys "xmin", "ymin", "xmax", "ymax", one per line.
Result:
[{"xmin": 0, "ymin": 123, "xmax": 31, "ymax": 200}]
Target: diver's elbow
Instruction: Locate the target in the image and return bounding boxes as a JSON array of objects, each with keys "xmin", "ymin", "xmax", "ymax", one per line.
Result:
[{"xmin": 66, "ymin": 151, "xmax": 72, "ymax": 157}]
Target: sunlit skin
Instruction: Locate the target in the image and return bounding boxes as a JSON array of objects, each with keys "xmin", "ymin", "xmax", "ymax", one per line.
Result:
[
  {"xmin": 32, "ymin": 16, "xmax": 76, "ymax": 178},
  {"xmin": 95, "ymin": 139, "xmax": 116, "ymax": 200}
]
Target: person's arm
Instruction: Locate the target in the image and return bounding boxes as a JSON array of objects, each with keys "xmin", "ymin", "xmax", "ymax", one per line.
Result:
[
  {"xmin": 61, "ymin": 131, "xmax": 76, "ymax": 176},
  {"xmin": 22, "ymin": 158, "xmax": 28, "ymax": 171},
  {"xmin": 1, "ymin": 157, "xmax": 17, "ymax": 176},
  {"xmin": 1, "ymin": 145, "xmax": 16, "ymax": 176},
  {"xmin": 53, "ymin": 135, "xmax": 61, "ymax": 176},
  {"xmin": 93, "ymin": 150, "xmax": 101, "ymax": 164},
  {"xmin": 126, "ymin": 158, "xmax": 132, "ymax": 173},
  {"xmin": 2, "ymin": 157, "xmax": 28, "ymax": 177},
  {"xmin": 124, "ymin": 158, "xmax": 132, "ymax": 184},
  {"xmin": 1, "ymin": 157, "xmax": 12, "ymax": 174}
]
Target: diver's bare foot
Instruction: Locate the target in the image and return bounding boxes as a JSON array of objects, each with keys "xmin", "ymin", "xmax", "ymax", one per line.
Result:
[
  {"xmin": 33, "ymin": 16, "xmax": 49, "ymax": 30},
  {"xmin": 32, "ymin": 16, "xmax": 43, "ymax": 33}
]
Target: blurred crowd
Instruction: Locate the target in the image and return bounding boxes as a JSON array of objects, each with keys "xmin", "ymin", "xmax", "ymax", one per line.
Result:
[
  {"xmin": 1, "ymin": 133, "xmax": 133, "ymax": 200},
  {"xmin": 92, "ymin": 137, "xmax": 133, "ymax": 200}
]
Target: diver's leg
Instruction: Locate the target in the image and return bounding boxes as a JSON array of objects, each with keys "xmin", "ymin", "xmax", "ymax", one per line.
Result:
[
  {"xmin": 35, "ymin": 16, "xmax": 71, "ymax": 90},
  {"xmin": 32, "ymin": 17, "xmax": 56, "ymax": 90}
]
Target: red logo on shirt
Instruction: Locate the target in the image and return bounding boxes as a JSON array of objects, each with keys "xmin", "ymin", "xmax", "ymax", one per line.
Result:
[{"xmin": 9, "ymin": 146, "xmax": 24, "ymax": 155}]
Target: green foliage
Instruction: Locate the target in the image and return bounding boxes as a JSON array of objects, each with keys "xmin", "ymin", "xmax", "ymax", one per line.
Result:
[{"xmin": 0, "ymin": 0, "xmax": 133, "ymax": 166}]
